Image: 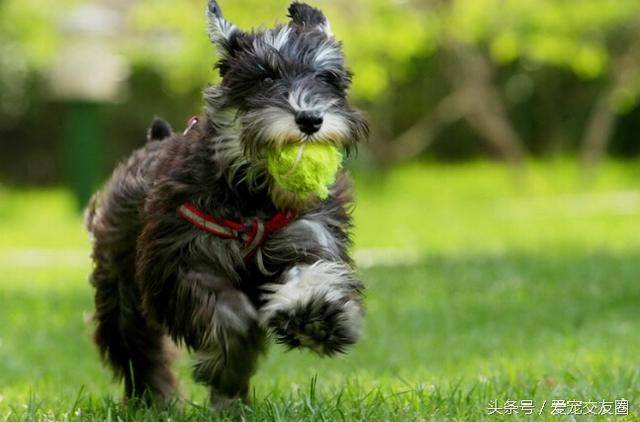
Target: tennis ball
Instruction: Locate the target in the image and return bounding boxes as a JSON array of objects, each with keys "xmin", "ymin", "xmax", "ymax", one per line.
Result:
[{"xmin": 266, "ymin": 143, "xmax": 342, "ymax": 200}]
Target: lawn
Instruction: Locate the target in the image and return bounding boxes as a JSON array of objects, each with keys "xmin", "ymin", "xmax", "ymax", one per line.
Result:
[{"xmin": 1, "ymin": 161, "xmax": 639, "ymax": 420}]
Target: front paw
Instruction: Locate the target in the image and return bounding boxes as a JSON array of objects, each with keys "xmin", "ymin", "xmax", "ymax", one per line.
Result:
[
  {"xmin": 270, "ymin": 298, "xmax": 362, "ymax": 355},
  {"xmin": 260, "ymin": 262, "xmax": 363, "ymax": 355}
]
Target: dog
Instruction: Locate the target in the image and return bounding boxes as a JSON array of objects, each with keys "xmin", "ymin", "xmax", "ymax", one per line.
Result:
[{"xmin": 85, "ymin": 0, "xmax": 369, "ymax": 407}]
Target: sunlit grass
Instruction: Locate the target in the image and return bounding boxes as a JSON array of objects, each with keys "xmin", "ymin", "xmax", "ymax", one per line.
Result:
[
  {"xmin": 354, "ymin": 160, "xmax": 640, "ymax": 252},
  {"xmin": 2, "ymin": 160, "xmax": 640, "ymax": 254},
  {"xmin": 1, "ymin": 160, "xmax": 639, "ymax": 419},
  {"xmin": 0, "ymin": 188, "xmax": 87, "ymax": 251}
]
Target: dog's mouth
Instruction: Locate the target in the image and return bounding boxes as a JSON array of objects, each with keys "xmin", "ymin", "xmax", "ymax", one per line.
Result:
[
  {"xmin": 259, "ymin": 127, "xmax": 349, "ymax": 152},
  {"xmin": 236, "ymin": 107, "xmax": 355, "ymax": 210},
  {"xmin": 261, "ymin": 142, "xmax": 343, "ymax": 211},
  {"xmin": 273, "ymin": 136, "xmax": 344, "ymax": 150}
]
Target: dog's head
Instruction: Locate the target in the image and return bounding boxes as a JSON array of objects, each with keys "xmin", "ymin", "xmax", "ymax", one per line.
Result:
[{"xmin": 206, "ymin": 1, "xmax": 368, "ymax": 160}]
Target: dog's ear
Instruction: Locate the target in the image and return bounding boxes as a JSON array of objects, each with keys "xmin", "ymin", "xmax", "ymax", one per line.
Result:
[
  {"xmin": 147, "ymin": 117, "xmax": 172, "ymax": 142},
  {"xmin": 207, "ymin": 0, "xmax": 242, "ymax": 54},
  {"xmin": 287, "ymin": 2, "xmax": 333, "ymax": 37}
]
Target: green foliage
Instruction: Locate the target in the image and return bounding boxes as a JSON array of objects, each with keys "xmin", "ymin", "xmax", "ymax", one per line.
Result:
[
  {"xmin": 126, "ymin": 0, "xmax": 640, "ymax": 102},
  {"xmin": 451, "ymin": 0, "xmax": 640, "ymax": 77},
  {"xmin": 128, "ymin": 0, "xmax": 219, "ymax": 94},
  {"xmin": 2, "ymin": 1, "xmax": 640, "ymax": 180},
  {"xmin": 0, "ymin": 0, "xmax": 74, "ymax": 70},
  {"xmin": 0, "ymin": 0, "xmax": 71, "ymax": 116},
  {"xmin": 5, "ymin": 1, "xmax": 638, "ymax": 100},
  {"xmin": 128, "ymin": 0, "xmax": 433, "ymax": 101},
  {"xmin": 160, "ymin": 0, "xmax": 637, "ymax": 113}
]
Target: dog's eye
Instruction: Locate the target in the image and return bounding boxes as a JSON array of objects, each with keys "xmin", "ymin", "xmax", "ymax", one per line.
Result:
[
  {"xmin": 256, "ymin": 65, "xmax": 277, "ymax": 85},
  {"xmin": 316, "ymin": 70, "xmax": 338, "ymax": 84}
]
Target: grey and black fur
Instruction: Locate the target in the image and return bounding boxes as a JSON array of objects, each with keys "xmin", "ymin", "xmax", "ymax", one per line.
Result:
[{"xmin": 86, "ymin": 1, "xmax": 368, "ymax": 407}]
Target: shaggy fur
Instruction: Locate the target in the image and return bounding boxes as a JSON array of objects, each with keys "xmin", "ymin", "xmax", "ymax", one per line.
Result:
[{"xmin": 86, "ymin": 1, "xmax": 368, "ymax": 407}]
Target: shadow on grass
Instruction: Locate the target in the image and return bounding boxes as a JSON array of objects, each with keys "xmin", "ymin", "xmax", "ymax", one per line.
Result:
[{"xmin": 1, "ymin": 249, "xmax": 639, "ymax": 419}]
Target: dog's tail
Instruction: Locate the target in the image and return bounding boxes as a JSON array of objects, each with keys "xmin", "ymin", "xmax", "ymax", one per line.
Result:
[{"xmin": 147, "ymin": 117, "xmax": 173, "ymax": 142}]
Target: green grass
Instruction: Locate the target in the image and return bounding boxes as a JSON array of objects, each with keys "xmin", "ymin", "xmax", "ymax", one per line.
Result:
[{"xmin": 1, "ymin": 161, "xmax": 640, "ymax": 420}]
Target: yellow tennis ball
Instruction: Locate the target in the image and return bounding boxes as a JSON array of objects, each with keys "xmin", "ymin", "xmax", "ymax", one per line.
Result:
[{"xmin": 266, "ymin": 143, "xmax": 342, "ymax": 200}]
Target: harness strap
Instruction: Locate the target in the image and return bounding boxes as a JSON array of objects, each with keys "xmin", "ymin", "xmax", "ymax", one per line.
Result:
[
  {"xmin": 178, "ymin": 202, "xmax": 241, "ymax": 238},
  {"xmin": 178, "ymin": 202, "xmax": 297, "ymax": 262}
]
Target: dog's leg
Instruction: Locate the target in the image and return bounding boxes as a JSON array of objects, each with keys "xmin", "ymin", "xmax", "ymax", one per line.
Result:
[
  {"xmin": 259, "ymin": 261, "xmax": 364, "ymax": 355},
  {"xmin": 168, "ymin": 270, "xmax": 267, "ymax": 408},
  {"xmin": 194, "ymin": 324, "xmax": 266, "ymax": 408},
  {"xmin": 92, "ymin": 267, "xmax": 177, "ymax": 404},
  {"xmin": 87, "ymin": 138, "xmax": 178, "ymax": 404}
]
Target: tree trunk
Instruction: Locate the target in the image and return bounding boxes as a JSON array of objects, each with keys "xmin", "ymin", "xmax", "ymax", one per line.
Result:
[
  {"xmin": 443, "ymin": 42, "xmax": 527, "ymax": 168},
  {"xmin": 369, "ymin": 95, "xmax": 459, "ymax": 164},
  {"xmin": 369, "ymin": 43, "xmax": 527, "ymax": 170},
  {"xmin": 581, "ymin": 92, "xmax": 616, "ymax": 169},
  {"xmin": 580, "ymin": 25, "xmax": 640, "ymax": 172}
]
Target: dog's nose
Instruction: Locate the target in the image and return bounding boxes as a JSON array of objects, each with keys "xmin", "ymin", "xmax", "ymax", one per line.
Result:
[{"xmin": 295, "ymin": 111, "xmax": 323, "ymax": 135}]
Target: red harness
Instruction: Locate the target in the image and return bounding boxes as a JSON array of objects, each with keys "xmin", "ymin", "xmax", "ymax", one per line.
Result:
[{"xmin": 178, "ymin": 202, "xmax": 297, "ymax": 262}]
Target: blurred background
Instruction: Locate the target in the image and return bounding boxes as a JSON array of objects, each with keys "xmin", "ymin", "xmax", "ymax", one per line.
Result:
[
  {"xmin": 1, "ymin": 0, "xmax": 640, "ymax": 418},
  {"xmin": 3, "ymin": 0, "xmax": 640, "ymax": 197}
]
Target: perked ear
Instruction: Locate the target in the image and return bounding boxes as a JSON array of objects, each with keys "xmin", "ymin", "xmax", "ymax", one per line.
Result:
[
  {"xmin": 288, "ymin": 2, "xmax": 333, "ymax": 37},
  {"xmin": 207, "ymin": 0, "xmax": 240, "ymax": 53}
]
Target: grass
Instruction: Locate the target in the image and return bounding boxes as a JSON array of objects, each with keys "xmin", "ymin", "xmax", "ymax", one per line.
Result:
[{"xmin": 1, "ymin": 160, "xmax": 640, "ymax": 420}]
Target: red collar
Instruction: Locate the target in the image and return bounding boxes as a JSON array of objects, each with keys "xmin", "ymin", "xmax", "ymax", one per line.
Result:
[{"xmin": 178, "ymin": 202, "xmax": 298, "ymax": 262}]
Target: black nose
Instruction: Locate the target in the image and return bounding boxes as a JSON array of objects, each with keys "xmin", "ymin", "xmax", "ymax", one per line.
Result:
[{"xmin": 295, "ymin": 111, "xmax": 323, "ymax": 135}]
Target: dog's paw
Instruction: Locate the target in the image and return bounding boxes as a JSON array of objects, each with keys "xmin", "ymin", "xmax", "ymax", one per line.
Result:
[
  {"xmin": 269, "ymin": 297, "xmax": 362, "ymax": 355},
  {"xmin": 209, "ymin": 388, "xmax": 247, "ymax": 411},
  {"xmin": 260, "ymin": 261, "xmax": 363, "ymax": 355}
]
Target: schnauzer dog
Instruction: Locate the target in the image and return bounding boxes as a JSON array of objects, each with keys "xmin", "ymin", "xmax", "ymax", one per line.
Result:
[{"xmin": 86, "ymin": 0, "xmax": 368, "ymax": 407}]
